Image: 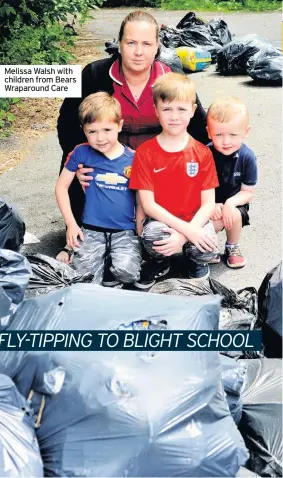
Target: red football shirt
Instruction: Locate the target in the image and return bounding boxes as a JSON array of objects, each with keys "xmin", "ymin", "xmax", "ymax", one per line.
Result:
[{"xmin": 129, "ymin": 136, "xmax": 219, "ymax": 221}]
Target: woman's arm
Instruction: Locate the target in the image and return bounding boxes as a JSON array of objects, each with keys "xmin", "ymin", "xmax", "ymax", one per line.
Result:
[{"xmin": 188, "ymin": 94, "xmax": 209, "ymax": 145}]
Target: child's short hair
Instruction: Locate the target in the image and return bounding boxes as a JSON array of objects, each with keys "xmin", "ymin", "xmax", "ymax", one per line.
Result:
[
  {"xmin": 78, "ymin": 92, "xmax": 122, "ymax": 126},
  {"xmin": 153, "ymin": 72, "xmax": 196, "ymax": 106},
  {"xmin": 207, "ymin": 96, "xmax": 249, "ymax": 125}
]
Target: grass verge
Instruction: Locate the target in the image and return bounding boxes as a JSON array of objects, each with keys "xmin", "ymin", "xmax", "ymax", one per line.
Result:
[{"xmin": 160, "ymin": 0, "xmax": 282, "ymax": 12}]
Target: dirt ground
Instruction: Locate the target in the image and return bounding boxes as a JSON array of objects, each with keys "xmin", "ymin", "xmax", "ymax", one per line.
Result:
[{"xmin": 0, "ymin": 27, "xmax": 102, "ymax": 174}]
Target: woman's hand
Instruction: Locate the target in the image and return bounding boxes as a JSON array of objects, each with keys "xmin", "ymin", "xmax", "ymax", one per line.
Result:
[
  {"xmin": 153, "ymin": 228, "xmax": 187, "ymax": 256},
  {"xmin": 76, "ymin": 164, "xmax": 94, "ymax": 188},
  {"xmin": 66, "ymin": 222, "xmax": 84, "ymax": 249}
]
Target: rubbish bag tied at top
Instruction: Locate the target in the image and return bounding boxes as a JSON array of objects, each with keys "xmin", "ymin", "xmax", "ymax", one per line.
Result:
[
  {"xmin": 25, "ymin": 253, "xmax": 94, "ymax": 298},
  {"xmin": 0, "ymin": 281, "xmax": 249, "ymax": 477},
  {"xmin": 256, "ymin": 262, "xmax": 282, "ymax": 358}
]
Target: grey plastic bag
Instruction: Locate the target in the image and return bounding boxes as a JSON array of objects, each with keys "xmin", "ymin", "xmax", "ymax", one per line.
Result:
[
  {"xmin": 238, "ymin": 358, "xmax": 282, "ymax": 477},
  {"xmin": 0, "ymin": 374, "xmax": 43, "ymax": 477},
  {"xmin": 0, "ymin": 249, "xmax": 31, "ymax": 329},
  {"xmin": 220, "ymin": 355, "xmax": 247, "ymax": 425},
  {"xmin": 0, "ymin": 284, "xmax": 248, "ymax": 477},
  {"xmin": 25, "ymin": 253, "xmax": 94, "ymax": 298}
]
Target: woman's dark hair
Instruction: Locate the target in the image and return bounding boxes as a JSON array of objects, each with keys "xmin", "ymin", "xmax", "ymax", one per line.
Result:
[{"xmin": 118, "ymin": 11, "xmax": 159, "ymax": 43}]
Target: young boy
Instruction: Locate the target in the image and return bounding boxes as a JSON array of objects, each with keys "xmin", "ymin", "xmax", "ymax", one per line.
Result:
[
  {"xmin": 129, "ymin": 72, "xmax": 219, "ymax": 289},
  {"xmin": 207, "ymin": 96, "xmax": 257, "ymax": 268},
  {"xmin": 55, "ymin": 92, "xmax": 141, "ymax": 286}
]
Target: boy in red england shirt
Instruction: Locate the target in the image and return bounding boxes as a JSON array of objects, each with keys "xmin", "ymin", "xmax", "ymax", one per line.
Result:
[{"xmin": 130, "ymin": 72, "xmax": 219, "ymax": 288}]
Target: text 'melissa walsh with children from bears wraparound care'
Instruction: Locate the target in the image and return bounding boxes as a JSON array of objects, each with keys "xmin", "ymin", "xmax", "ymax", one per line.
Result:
[{"xmin": 55, "ymin": 71, "xmax": 257, "ymax": 290}]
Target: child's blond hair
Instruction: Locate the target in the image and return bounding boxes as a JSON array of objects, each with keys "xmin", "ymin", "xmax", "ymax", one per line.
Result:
[
  {"xmin": 78, "ymin": 92, "xmax": 122, "ymax": 126},
  {"xmin": 207, "ymin": 96, "xmax": 249, "ymax": 125},
  {"xmin": 153, "ymin": 72, "xmax": 196, "ymax": 106}
]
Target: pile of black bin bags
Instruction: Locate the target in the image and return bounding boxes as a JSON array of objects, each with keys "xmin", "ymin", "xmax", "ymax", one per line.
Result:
[
  {"xmin": 0, "ymin": 197, "xmax": 282, "ymax": 477},
  {"xmin": 158, "ymin": 12, "xmax": 282, "ymax": 85},
  {"xmin": 105, "ymin": 12, "xmax": 282, "ymax": 85}
]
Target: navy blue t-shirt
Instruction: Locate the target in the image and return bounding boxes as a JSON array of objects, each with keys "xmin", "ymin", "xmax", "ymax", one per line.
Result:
[
  {"xmin": 207, "ymin": 143, "xmax": 257, "ymax": 203},
  {"xmin": 65, "ymin": 144, "xmax": 136, "ymax": 230}
]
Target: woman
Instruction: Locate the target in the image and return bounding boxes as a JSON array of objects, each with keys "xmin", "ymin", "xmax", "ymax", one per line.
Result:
[{"xmin": 57, "ymin": 10, "xmax": 209, "ymax": 228}]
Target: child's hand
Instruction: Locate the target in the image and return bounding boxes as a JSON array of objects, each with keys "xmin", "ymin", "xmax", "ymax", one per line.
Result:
[
  {"xmin": 153, "ymin": 229, "xmax": 187, "ymax": 256},
  {"xmin": 56, "ymin": 250, "xmax": 73, "ymax": 265},
  {"xmin": 136, "ymin": 221, "xmax": 143, "ymax": 237},
  {"xmin": 211, "ymin": 203, "xmax": 223, "ymax": 221},
  {"xmin": 222, "ymin": 202, "xmax": 237, "ymax": 230},
  {"xmin": 186, "ymin": 225, "xmax": 217, "ymax": 253},
  {"xmin": 66, "ymin": 223, "xmax": 84, "ymax": 248}
]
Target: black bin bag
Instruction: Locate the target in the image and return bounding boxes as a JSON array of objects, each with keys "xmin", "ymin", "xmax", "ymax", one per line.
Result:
[
  {"xmin": 0, "ymin": 277, "xmax": 249, "ymax": 476},
  {"xmin": 176, "ymin": 13, "xmax": 232, "ymax": 47},
  {"xmin": 0, "ymin": 197, "xmax": 25, "ymax": 252},
  {"xmin": 238, "ymin": 358, "xmax": 282, "ymax": 477},
  {"xmin": 149, "ymin": 278, "xmax": 259, "ymax": 360},
  {"xmin": 158, "ymin": 43, "xmax": 183, "ymax": 72},
  {"xmin": 217, "ymin": 35, "xmax": 268, "ymax": 75},
  {"xmin": 150, "ymin": 277, "xmax": 257, "ymax": 331},
  {"xmin": 247, "ymin": 45, "xmax": 283, "ymax": 85},
  {"xmin": 0, "ymin": 374, "xmax": 43, "ymax": 477},
  {"xmin": 25, "ymin": 253, "xmax": 94, "ymax": 298},
  {"xmin": 0, "ymin": 249, "xmax": 31, "ymax": 330},
  {"xmin": 256, "ymin": 262, "xmax": 282, "ymax": 358},
  {"xmin": 176, "ymin": 11, "xmax": 206, "ymax": 29},
  {"xmin": 207, "ymin": 18, "xmax": 232, "ymax": 47}
]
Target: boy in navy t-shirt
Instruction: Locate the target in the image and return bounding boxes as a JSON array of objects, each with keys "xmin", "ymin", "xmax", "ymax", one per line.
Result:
[
  {"xmin": 206, "ymin": 96, "xmax": 257, "ymax": 269},
  {"xmin": 55, "ymin": 92, "xmax": 141, "ymax": 285}
]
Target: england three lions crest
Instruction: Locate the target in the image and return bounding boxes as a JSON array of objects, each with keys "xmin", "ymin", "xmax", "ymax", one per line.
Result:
[{"xmin": 186, "ymin": 161, "xmax": 199, "ymax": 177}]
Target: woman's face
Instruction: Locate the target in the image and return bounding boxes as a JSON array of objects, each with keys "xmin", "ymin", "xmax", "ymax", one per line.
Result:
[{"xmin": 119, "ymin": 21, "xmax": 159, "ymax": 74}]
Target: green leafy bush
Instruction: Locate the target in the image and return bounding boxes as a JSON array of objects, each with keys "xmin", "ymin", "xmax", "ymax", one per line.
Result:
[
  {"xmin": 0, "ymin": 99, "xmax": 20, "ymax": 135},
  {"xmin": 1, "ymin": 24, "xmax": 74, "ymax": 65},
  {"xmin": 0, "ymin": 0, "xmax": 104, "ymax": 134}
]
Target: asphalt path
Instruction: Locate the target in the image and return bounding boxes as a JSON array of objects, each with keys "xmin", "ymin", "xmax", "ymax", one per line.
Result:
[{"xmin": 0, "ymin": 9, "xmax": 281, "ymax": 291}]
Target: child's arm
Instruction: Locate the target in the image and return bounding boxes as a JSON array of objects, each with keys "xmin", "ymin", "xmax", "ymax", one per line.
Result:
[
  {"xmin": 222, "ymin": 185, "xmax": 254, "ymax": 229},
  {"xmin": 138, "ymin": 190, "xmax": 217, "ymax": 252},
  {"xmin": 222, "ymin": 185, "xmax": 254, "ymax": 230},
  {"xmin": 135, "ymin": 193, "xmax": 146, "ymax": 236},
  {"xmin": 225, "ymin": 185, "xmax": 254, "ymax": 207},
  {"xmin": 55, "ymin": 168, "xmax": 84, "ymax": 248}
]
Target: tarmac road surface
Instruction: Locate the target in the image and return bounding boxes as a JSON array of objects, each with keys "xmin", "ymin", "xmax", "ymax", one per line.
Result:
[{"xmin": 0, "ymin": 9, "xmax": 281, "ymax": 291}]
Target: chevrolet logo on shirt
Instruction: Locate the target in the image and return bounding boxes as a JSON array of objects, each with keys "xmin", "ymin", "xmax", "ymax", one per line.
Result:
[{"xmin": 95, "ymin": 173, "xmax": 128, "ymax": 185}]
